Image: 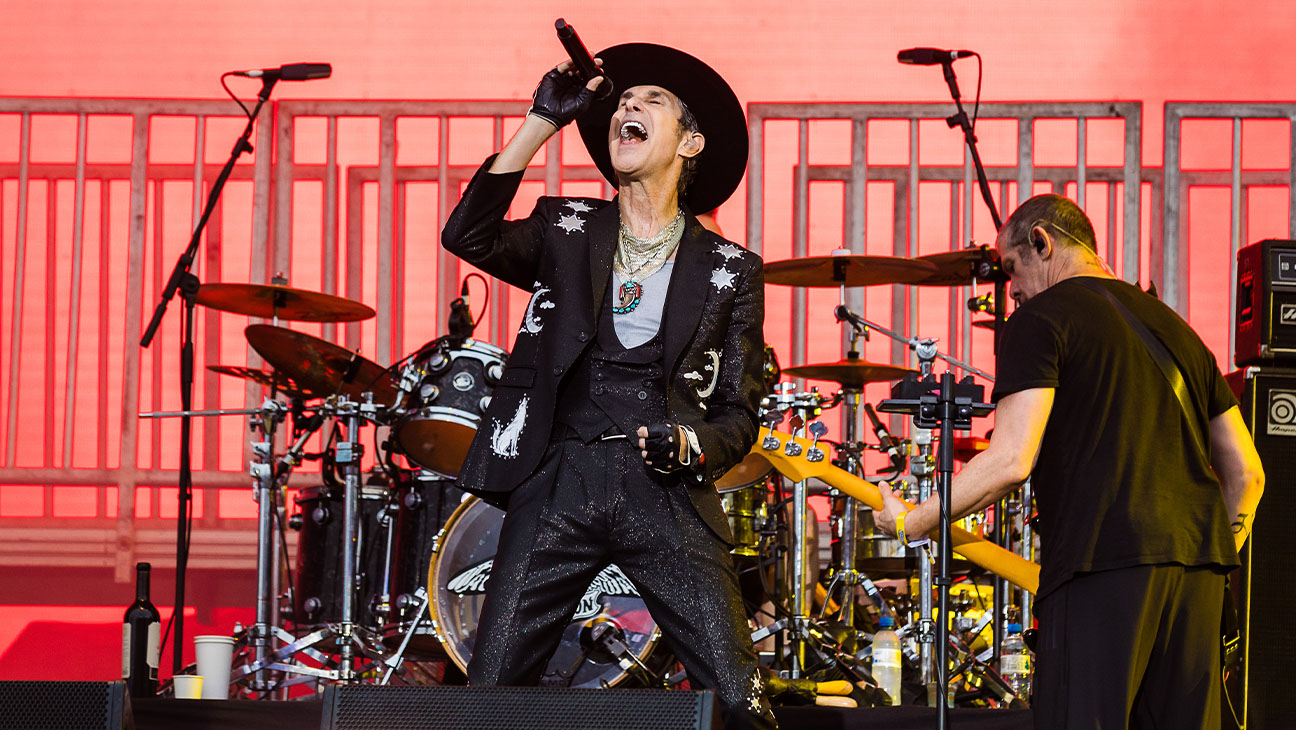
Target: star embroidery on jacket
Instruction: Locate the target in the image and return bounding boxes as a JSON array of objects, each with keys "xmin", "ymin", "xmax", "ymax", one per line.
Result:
[
  {"xmin": 555, "ymin": 213, "xmax": 585, "ymax": 234},
  {"xmin": 715, "ymin": 242, "xmax": 745, "ymax": 260},
  {"xmin": 710, "ymin": 266, "xmax": 737, "ymax": 291},
  {"xmin": 564, "ymin": 200, "xmax": 594, "ymax": 214}
]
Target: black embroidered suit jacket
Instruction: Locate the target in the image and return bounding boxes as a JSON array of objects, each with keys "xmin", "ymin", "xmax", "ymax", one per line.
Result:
[{"xmin": 440, "ymin": 156, "xmax": 766, "ymax": 543}]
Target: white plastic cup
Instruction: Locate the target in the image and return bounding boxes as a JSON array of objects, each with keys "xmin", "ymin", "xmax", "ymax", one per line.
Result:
[
  {"xmin": 172, "ymin": 675, "xmax": 203, "ymax": 700},
  {"xmin": 193, "ymin": 635, "xmax": 236, "ymax": 700}
]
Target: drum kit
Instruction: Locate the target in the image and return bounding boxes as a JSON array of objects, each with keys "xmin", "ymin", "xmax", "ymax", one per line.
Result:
[{"xmin": 143, "ymin": 242, "xmax": 1037, "ymax": 708}]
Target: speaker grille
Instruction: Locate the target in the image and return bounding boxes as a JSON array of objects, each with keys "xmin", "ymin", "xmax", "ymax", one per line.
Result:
[
  {"xmin": 323, "ymin": 686, "xmax": 713, "ymax": 730},
  {"xmin": 0, "ymin": 681, "xmax": 127, "ymax": 730}
]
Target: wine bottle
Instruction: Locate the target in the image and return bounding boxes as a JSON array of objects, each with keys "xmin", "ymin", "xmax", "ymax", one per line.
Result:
[{"xmin": 122, "ymin": 561, "xmax": 160, "ymax": 698}]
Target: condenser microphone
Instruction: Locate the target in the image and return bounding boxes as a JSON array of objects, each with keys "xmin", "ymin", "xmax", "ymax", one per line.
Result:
[
  {"xmin": 897, "ymin": 48, "xmax": 974, "ymax": 66},
  {"xmin": 864, "ymin": 403, "xmax": 907, "ymax": 472},
  {"xmin": 232, "ymin": 63, "xmax": 333, "ymax": 81}
]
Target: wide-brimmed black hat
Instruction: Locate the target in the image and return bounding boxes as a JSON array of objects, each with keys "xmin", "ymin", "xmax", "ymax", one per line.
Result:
[{"xmin": 575, "ymin": 43, "xmax": 748, "ymax": 214}]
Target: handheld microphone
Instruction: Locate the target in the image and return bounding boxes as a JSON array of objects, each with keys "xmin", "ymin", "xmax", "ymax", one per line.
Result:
[
  {"xmin": 554, "ymin": 18, "xmax": 613, "ymax": 100},
  {"xmin": 232, "ymin": 63, "xmax": 333, "ymax": 81},
  {"xmin": 896, "ymin": 48, "xmax": 974, "ymax": 66},
  {"xmin": 864, "ymin": 403, "xmax": 907, "ymax": 472}
]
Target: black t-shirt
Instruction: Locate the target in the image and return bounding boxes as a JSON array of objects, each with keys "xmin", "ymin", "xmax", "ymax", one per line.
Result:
[{"xmin": 992, "ymin": 277, "xmax": 1239, "ymax": 599}]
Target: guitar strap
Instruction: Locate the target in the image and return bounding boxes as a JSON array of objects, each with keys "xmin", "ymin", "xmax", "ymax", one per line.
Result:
[{"xmin": 1071, "ymin": 277, "xmax": 1239, "ymax": 671}]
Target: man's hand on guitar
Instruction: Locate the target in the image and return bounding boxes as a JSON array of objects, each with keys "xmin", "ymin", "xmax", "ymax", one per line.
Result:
[{"xmin": 875, "ymin": 481, "xmax": 909, "ymax": 538}]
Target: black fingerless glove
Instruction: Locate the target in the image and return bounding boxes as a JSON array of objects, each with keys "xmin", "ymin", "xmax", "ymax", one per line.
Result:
[
  {"xmin": 642, "ymin": 421, "xmax": 703, "ymax": 474},
  {"xmin": 529, "ymin": 68, "xmax": 597, "ymax": 129}
]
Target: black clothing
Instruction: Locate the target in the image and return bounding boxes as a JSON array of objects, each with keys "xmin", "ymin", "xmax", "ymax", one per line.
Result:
[
  {"xmin": 993, "ymin": 277, "xmax": 1238, "ymax": 600},
  {"xmin": 467, "ymin": 436, "xmax": 772, "ymax": 730},
  {"xmin": 1033, "ymin": 564, "xmax": 1225, "ymax": 729},
  {"xmin": 992, "ymin": 276, "xmax": 1238, "ymax": 728},
  {"xmin": 442, "ymin": 155, "xmax": 766, "ymax": 546},
  {"xmin": 555, "ymin": 286, "xmax": 668, "ymax": 444},
  {"xmin": 442, "ymin": 155, "xmax": 774, "ymax": 730}
]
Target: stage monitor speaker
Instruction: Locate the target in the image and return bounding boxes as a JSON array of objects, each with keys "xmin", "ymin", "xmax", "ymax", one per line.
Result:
[
  {"xmin": 320, "ymin": 685, "xmax": 721, "ymax": 730},
  {"xmin": 1225, "ymin": 366, "xmax": 1296, "ymax": 730},
  {"xmin": 0, "ymin": 680, "xmax": 133, "ymax": 730},
  {"xmin": 1235, "ymin": 239, "xmax": 1296, "ymax": 367}
]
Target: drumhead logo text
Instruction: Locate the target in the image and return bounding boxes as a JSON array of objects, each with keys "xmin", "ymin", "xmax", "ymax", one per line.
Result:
[{"xmin": 447, "ymin": 560, "xmax": 641, "ymax": 620}]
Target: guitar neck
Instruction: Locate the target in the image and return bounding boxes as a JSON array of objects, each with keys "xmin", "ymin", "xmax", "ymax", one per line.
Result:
[{"xmin": 753, "ymin": 430, "xmax": 1041, "ymax": 594}]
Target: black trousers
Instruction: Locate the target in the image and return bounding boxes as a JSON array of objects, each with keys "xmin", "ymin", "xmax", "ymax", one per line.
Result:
[
  {"xmin": 1033, "ymin": 563, "xmax": 1225, "ymax": 729},
  {"xmin": 467, "ymin": 435, "xmax": 778, "ymax": 730}
]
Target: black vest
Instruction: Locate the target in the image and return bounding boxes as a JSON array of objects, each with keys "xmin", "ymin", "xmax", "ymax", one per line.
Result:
[{"xmin": 555, "ymin": 286, "xmax": 668, "ymax": 442}]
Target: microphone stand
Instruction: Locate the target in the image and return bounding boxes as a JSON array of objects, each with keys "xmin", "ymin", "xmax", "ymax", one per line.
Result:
[
  {"xmin": 139, "ymin": 75, "xmax": 279, "ymax": 674},
  {"xmin": 936, "ymin": 57, "xmax": 1018, "ymax": 710}
]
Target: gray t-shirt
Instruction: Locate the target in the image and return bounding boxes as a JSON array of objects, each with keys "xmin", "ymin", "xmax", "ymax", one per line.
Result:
[{"xmin": 611, "ymin": 261, "xmax": 675, "ymax": 348}]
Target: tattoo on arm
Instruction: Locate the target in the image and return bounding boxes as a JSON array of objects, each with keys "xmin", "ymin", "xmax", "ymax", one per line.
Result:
[{"xmin": 1231, "ymin": 513, "xmax": 1250, "ymax": 535}]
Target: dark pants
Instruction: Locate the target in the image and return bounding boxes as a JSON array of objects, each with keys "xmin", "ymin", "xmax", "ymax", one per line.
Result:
[
  {"xmin": 467, "ymin": 435, "xmax": 777, "ymax": 730},
  {"xmin": 1033, "ymin": 563, "xmax": 1225, "ymax": 729}
]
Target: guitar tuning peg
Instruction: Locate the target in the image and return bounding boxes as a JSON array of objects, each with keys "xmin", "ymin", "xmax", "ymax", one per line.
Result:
[{"xmin": 807, "ymin": 420, "xmax": 828, "ymax": 462}]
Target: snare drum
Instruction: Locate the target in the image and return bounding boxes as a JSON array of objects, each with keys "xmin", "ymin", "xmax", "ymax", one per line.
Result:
[
  {"xmin": 391, "ymin": 338, "xmax": 508, "ymax": 478},
  {"xmin": 426, "ymin": 496, "xmax": 665, "ymax": 688}
]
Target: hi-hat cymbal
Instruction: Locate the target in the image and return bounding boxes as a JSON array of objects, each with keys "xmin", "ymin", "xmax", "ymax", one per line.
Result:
[
  {"xmin": 245, "ymin": 325, "xmax": 398, "ymax": 404},
  {"xmin": 912, "ymin": 247, "xmax": 1004, "ymax": 287},
  {"xmin": 782, "ymin": 357, "xmax": 917, "ymax": 388},
  {"xmin": 764, "ymin": 254, "xmax": 937, "ymax": 287},
  {"xmin": 197, "ymin": 283, "xmax": 375, "ymax": 322},
  {"xmin": 207, "ymin": 364, "xmax": 313, "ymax": 399}
]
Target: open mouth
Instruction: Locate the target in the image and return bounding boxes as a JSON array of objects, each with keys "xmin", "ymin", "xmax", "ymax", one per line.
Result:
[{"xmin": 619, "ymin": 120, "xmax": 648, "ymax": 142}]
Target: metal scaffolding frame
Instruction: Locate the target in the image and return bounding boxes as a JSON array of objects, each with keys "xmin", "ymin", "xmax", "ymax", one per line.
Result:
[{"xmin": 1, "ymin": 96, "xmax": 1293, "ymax": 582}]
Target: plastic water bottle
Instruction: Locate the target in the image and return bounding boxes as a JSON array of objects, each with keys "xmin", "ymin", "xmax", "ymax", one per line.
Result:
[
  {"xmin": 1000, "ymin": 622, "xmax": 1032, "ymax": 704},
  {"xmin": 873, "ymin": 616, "xmax": 902, "ymax": 706}
]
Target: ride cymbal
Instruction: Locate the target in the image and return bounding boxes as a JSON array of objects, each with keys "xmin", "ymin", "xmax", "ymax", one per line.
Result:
[
  {"xmin": 764, "ymin": 254, "xmax": 937, "ymax": 287},
  {"xmin": 782, "ymin": 357, "xmax": 917, "ymax": 388},
  {"xmin": 197, "ymin": 283, "xmax": 375, "ymax": 322},
  {"xmin": 912, "ymin": 247, "xmax": 1004, "ymax": 287},
  {"xmin": 244, "ymin": 325, "xmax": 398, "ymax": 404}
]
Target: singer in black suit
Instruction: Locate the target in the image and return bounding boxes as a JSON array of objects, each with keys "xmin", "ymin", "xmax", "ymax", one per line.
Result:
[{"xmin": 440, "ymin": 44, "xmax": 776, "ymax": 730}]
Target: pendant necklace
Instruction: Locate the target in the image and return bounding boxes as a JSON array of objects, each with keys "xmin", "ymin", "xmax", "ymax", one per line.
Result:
[{"xmin": 612, "ymin": 212, "xmax": 684, "ymax": 315}]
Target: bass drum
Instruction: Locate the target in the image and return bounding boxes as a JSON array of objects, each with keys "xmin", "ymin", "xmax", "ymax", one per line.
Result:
[{"xmin": 427, "ymin": 497, "xmax": 665, "ymax": 688}]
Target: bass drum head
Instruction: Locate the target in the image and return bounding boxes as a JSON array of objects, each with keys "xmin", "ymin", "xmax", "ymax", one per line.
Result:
[{"xmin": 428, "ymin": 497, "xmax": 663, "ymax": 688}]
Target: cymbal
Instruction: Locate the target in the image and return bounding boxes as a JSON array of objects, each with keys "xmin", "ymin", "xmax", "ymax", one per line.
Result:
[
  {"xmin": 782, "ymin": 357, "xmax": 917, "ymax": 388},
  {"xmin": 951, "ymin": 435, "xmax": 990, "ymax": 462},
  {"xmin": 971, "ymin": 319, "xmax": 998, "ymax": 331},
  {"xmin": 207, "ymin": 364, "xmax": 313, "ymax": 399},
  {"xmin": 197, "ymin": 283, "xmax": 375, "ymax": 322},
  {"xmin": 764, "ymin": 254, "xmax": 937, "ymax": 287},
  {"xmin": 244, "ymin": 325, "xmax": 399, "ymax": 404},
  {"xmin": 912, "ymin": 247, "xmax": 1004, "ymax": 286}
]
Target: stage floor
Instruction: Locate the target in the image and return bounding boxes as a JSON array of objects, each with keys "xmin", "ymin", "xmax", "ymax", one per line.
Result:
[{"xmin": 133, "ymin": 697, "xmax": 1034, "ymax": 729}]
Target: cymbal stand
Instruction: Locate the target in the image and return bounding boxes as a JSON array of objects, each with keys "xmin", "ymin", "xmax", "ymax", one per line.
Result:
[
  {"xmin": 823, "ymin": 406, "xmax": 862, "ymax": 631},
  {"xmin": 247, "ymin": 397, "xmax": 290, "ymax": 691},
  {"xmin": 231, "ymin": 395, "xmax": 393, "ymax": 692},
  {"xmin": 900, "ymin": 425, "xmax": 937, "ymax": 705}
]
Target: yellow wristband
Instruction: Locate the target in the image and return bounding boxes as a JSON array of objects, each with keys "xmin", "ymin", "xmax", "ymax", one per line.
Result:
[{"xmin": 896, "ymin": 509, "xmax": 929, "ymax": 548}]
